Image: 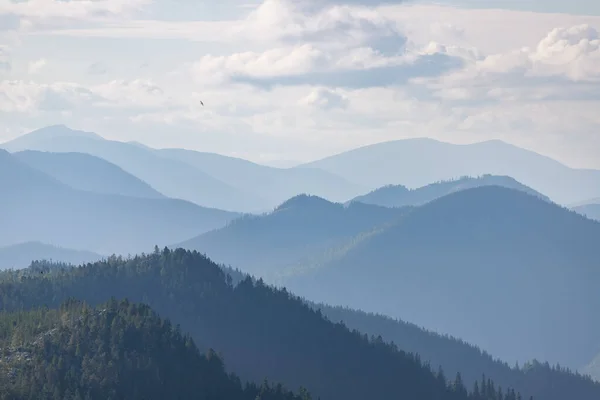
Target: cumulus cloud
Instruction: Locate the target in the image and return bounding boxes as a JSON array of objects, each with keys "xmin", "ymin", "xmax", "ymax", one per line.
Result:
[
  {"xmin": 471, "ymin": 25, "xmax": 600, "ymax": 81},
  {"xmin": 530, "ymin": 24, "xmax": 600, "ymax": 81},
  {"xmin": 416, "ymin": 24, "xmax": 600, "ymax": 103},
  {"xmin": 191, "ymin": 1, "xmax": 464, "ymax": 90},
  {"xmin": 234, "ymin": 0, "xmax": 403, "ymax": 47},
  {"xmin": 191, "ymin": 45, "xmax": 330, "ymax": 85}
]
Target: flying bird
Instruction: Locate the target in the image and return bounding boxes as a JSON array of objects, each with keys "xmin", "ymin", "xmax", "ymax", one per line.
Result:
[{"xmin": 200, "ymin": 100, "xmax": 204, "ymax": 106}]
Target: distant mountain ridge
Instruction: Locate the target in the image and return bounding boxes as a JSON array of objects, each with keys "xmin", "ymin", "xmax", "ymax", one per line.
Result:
[
  {"xmin": 156, "ymin": 148, "xmax": 365, "ymax": 208},
  {"xmin": 2, "ymin": 126, "xmax": 365, "ymax": 212},
  {"xmin": 180, "ymin": 185, "xmax": 600, "ymax": 370},
  {"xmin": 300, "ymin": 138, "xmax": 600, "ymax": 205},
  {"xmin": 0, "ymin": 149, "xmax": 238, "ymax": 254},
  {"xmin": 4, "ymin": 124, "xmax": 102, "ymax": 146},
  {"xmin": 14, "ymin": 150, "xmax": 165, "ymax": 199},
  {"xmin": 350, "ymin": 175, "xmax": 549, "ymax": 208},
  {"xmin": 1, "ymin": 126, "xmax": 264, "ymax": 212},
  {"xmin": 573, "ymin": 204, "xmax": 600, "ymax": 222},
  {"xmin": 178, "ymin": 194, "xmax": 410, "ymax": 278},
  {"xmin": 0, "ymin": 242, "xmax": 103, "ymax": 270}
]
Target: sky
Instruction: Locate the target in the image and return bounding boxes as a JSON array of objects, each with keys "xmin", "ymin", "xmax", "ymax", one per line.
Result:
[{"xmin": 0, "ymin": 0, "xmax": 599, "ymax": 168}]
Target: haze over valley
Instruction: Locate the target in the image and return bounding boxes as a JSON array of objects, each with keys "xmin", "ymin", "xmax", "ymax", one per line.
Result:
[{"xmin": 1, "ymin": 0, "xmax": 599, "ymax": 398}]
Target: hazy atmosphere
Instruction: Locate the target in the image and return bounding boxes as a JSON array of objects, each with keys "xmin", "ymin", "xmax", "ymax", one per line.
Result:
[{"xmin": 1, "ymin": 1, "xmax": 600, "ymax": 400}]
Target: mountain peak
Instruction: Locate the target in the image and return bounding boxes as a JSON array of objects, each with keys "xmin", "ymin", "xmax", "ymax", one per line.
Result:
[
  {"xmin": 1, "ymin": 125, "xmax": 104, "ymax": 151},
  {"xmin": 275, "ymin": 194, "xmax": 337, "ymax": 212},
  {"xmin": 350, "ymin": 174, "xmax": 548, "ymax": 208},
  {"xmin": 27, "ymin": 125, "xmax": 104, "ymax": 140}
]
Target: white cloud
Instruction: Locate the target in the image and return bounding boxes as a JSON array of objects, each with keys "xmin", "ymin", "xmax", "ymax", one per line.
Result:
[
  {"xmin": 469, "ymin": 24, "xmax": 600, "ymax": 82},
  {"xmin": 188, "ymin": 33, "xmax": 458, "ymax": 89},
  {"xmin": 416, "ymin": 24, "xmax": 600, "ymax": 104},
  {"xmin": 233, "ymin": 0, "xmax": 401, "ymax": 46},
  {"xmin": 191, "ymin": 45, "xmax": 330, "ymax": 85},
  {"xmin": 28, "ymin": 58, "xmax": 47, "ymax": 74},
  {"xmin": 299, "ymin": 87, "xmax": 348, "ymax": 109},
  {"xmin": 530, "ymin": 24, "xmax": 600, "ymax": 81}
]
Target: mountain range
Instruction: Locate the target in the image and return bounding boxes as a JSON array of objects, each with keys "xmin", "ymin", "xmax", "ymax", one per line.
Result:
[
  {"xmin": 349, "ymin": 175, "xmax": 549, "ymax": 208},
  {"xmin": 178, "ymin": 195, "xmax": 410, "ymax": 278},
  {"xmin": 182, "ymin": 184, "xmax": 600, "ymax": 372},
  {"xmin": 2, "ymin": 124, "xmax": 599, "ymax": 397},
  {"xmin": 14, "ymin": 150, "xmax": 165, "ymax": 199},
  {"xmin": 301, "ymin": 138, "xmax": 600, "ymax": 205},
  {"xmin": 1, "ymin": 125, "xmax": 364, "ymax": 212},
  {"xmin": 5, "ymin": 125, "xmax": 600, "ymax": 211},
  {"xmin": 0, "ymin": 149, "xmax": 237, "ymax": 254},
  {"xmin": 286, "ymin": 186, "xmax": 600, "ymax": 370}
]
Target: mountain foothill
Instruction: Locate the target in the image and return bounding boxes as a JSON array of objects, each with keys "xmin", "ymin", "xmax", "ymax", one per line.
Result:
[{"xmin": 1, "ymin": 125, "xmax": 599, "ymax": 399}]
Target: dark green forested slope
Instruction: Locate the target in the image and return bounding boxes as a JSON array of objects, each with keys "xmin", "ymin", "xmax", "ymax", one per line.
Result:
[
  {"xmin": 318, "ymin": 305, "xmax": 600, "ymax": 400},
  {"xmin": 0, "ymin": 298, "xmax": 308, "ymax": 400},
  {"xmin": 221, "ymin": 265, "xmax": 600, "ymax": 400},
  {"xmin": 0, "ymin": 249, "xmax": 521, "ymax": 400}
]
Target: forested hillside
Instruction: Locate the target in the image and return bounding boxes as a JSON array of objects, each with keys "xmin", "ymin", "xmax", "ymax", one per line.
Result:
[
  {"xmin": 319, "ymin": 305, "xmax": 600, "ymax": 400},
  {"xmin": 0, "ymin": 298, "xmax": 308, "ymax": 400},
  {"xmin": 0, "ymin": 249, "xmax": 524, "ymax": 400},
  {"xmin": 223, "ymin": 265, "xmax": 600, "ymax": 400}
]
